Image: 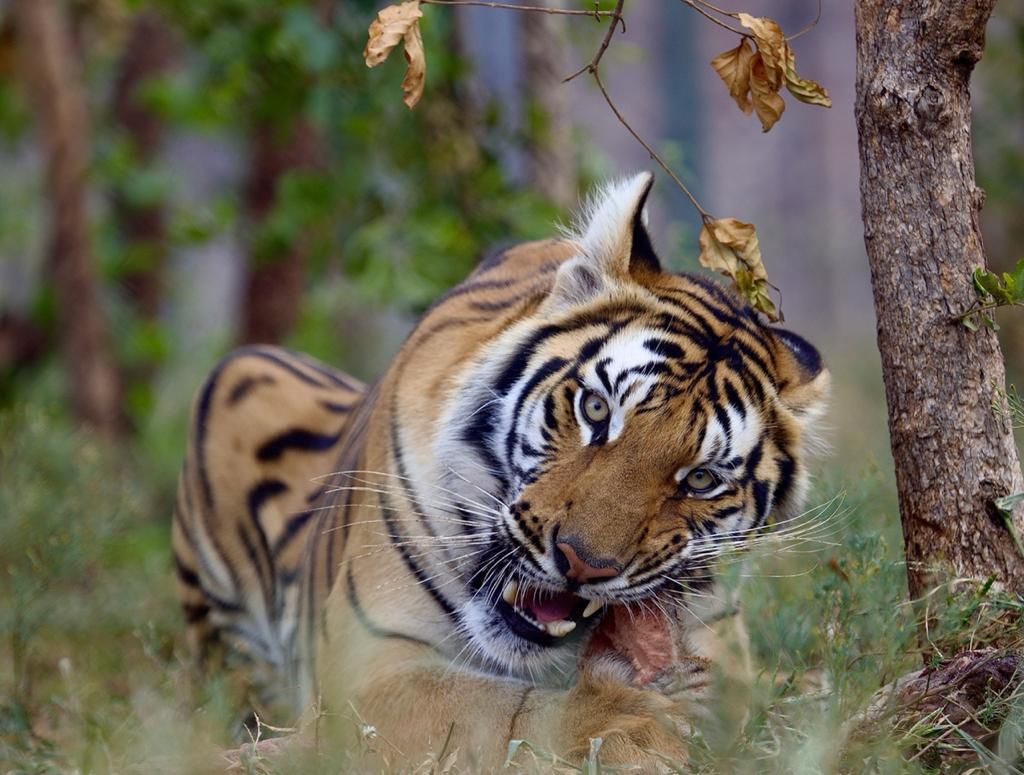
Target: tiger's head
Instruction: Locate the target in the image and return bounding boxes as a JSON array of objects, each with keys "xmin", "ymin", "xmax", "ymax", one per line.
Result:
[{"xmin": 435, "ymin": 172, "xmax": 829, "ymax": 675}]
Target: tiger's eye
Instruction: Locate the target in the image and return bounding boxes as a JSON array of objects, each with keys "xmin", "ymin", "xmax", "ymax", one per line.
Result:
[
  {"xmin": 581, "ymin": 391, "xmax": 610, "ymax": 424},
  {"xmin": 685, "ymin": 468, "xmax": 717, "ymax": 493}
]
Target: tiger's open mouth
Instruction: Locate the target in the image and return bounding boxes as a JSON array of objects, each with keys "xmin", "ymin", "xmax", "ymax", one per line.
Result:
[
  {"xmin": 495, "ymin": 579, "xmax": 678, "ymax": 684},
  {"xmin": 496, "ymin": 580, "xmax": 605, "ymax": 644}
]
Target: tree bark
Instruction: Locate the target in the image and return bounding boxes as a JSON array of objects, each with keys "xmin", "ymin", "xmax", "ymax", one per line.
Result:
[
  {"xmin": 111, "ymin": 8, "xmax": 177, "ymax": 322},
  {"xmin": 855, "ymin": 1, "xmax": 1024, "ymax": 599},
  {"xmin": 521, "ymin": 1, "xmax": 576, "ymax": 209},
  {"xmin": 13, "ymin": 0, "xmax": 123, "ymax": 436}
]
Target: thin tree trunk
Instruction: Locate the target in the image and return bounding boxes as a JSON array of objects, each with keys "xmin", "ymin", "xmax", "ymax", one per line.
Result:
[
  {"xmin": 237, "ymin": 0, "xmax": 331, "ymax": 346},
  {"xmin": 854, "ymin": 1, "xmax": 1024, "ymax": 598},
  {"xmin": 13, "ymin": 0, "xmax": 122, "ymax": 436},
  {"xmin": 521, "ymin": 0, "xmax": 576, "ymax": 209},
  {"xmin": 239, "ymin": 117, "xmax": 323, "ymax": 345},
  {"xmin": 111, "ymin": 8, "xmax": 176, "ymax": 322}
]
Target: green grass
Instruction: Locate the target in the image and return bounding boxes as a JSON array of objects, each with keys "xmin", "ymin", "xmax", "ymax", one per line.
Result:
[{"xmin": 1, "ymin": 391, "xmax": 1022, "ymax": 774}]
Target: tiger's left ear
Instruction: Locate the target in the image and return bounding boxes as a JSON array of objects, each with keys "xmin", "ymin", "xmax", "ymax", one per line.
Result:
[
  {"xmin": 543, "ymin": 172, "xmax": 661, "ymax": 314},
  {"xmin": 770, "ymin": 328, "xmax": 830, "ymax": 424}
]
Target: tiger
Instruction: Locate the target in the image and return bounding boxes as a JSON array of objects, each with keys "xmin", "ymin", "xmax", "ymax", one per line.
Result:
[{"xmin": 172, "ymin": 172, "xmax": 829, "ymax": 770}]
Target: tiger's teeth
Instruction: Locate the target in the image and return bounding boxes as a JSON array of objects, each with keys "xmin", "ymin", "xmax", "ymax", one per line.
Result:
[
  {"xmin": 582, "ymin": 599, "xmax": 603, "ymax": 618},
  {"xmin": 545, "ymin": 619, "xmax": 577, "ymax": 637},
  {"xmin": 502, "ymin": 580, "xmax": 519, "ymax": 606}
]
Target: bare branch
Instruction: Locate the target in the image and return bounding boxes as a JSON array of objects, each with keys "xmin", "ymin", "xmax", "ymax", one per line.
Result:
[
  {"xmin": 421, "ymin": 0, "xmax": 616, "ymax": 17},
  {"xmin": 590, "ymin": 69, "xmax": 710, "ymax": 219},
  {"xmin": 786, "ymin": 0, "xmax": 823, "ymax": 41},
  {"xmin": 679, "ymin": 1, "xmax": 746, "ymax": 35},
  {"xmin": 563, "ymin": 0, "xmax": 626, "ymax": 83}
]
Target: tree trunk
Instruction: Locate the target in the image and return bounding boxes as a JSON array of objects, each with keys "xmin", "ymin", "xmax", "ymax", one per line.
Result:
[
  {"xmin": 13, "ymin": 0, "xmax": 123, "ymax": 437},
  {"xmin": 521, "ymin": 1, "xmax": 576, "ymax": 209},
  {"xmin": 111, "ymin": 8, "xmax": 176, "ymax": 322},
  {"xmin": 239, "ymin": 117, "xmax": 323, "ymax": 345},
  {"xmin": 854, "ymin": 1, "xmax": 1024, "ymax": 599}
]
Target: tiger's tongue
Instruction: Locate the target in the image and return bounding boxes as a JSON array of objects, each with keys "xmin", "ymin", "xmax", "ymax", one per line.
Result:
[{"xmin": 525, "ymin": 591, "xmax": 578, "ymax": 623}]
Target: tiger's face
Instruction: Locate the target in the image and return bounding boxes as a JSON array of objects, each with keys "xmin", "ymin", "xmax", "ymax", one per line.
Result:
[{"xmin": 434, "ymin": 174, "xmax": 828, "ymax": 675}]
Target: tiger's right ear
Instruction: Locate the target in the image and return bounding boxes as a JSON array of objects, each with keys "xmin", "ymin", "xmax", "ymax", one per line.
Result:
[
  {"xmin": 771, "ymin": 328, "xmax": 830, "ymax": 426},
  {"xmin": 542, "ymin": 172, "xmax": 660, "ymax": 315}
]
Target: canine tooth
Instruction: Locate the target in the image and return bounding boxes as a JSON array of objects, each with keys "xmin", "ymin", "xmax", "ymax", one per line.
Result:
[
  {"xmin": 545, "ymin": 619, "xmax": 577, "ymax": 637},
  {"xmin": 582, "ymin": 599, "xmax": 603, "ymax": 618},
  {"xmin": 502, "ymin": 580, "xmax": 519, "ymax": 606}
]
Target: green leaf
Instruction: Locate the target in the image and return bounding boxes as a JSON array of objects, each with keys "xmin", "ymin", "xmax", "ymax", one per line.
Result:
[
  {"xmin": 505, "ymin": 739, "xmax": 526, "ymax": 767},
  {"xmin": 994, "ymin": 493, "xmax": 1024, "ymax": 559},
  {"xmin": 972, "ymin": 266, "xmax": 990, "ymax": 297},
  {"xmin": 1009, "ymin": 258, "xmax": 1024, "ymax": 301},
  {"xmin": 995, "ymin": 493, "xmax": 1024, "ymax": 513},
  {"xmin": 962, "ymin": 316, "xmax": 979, "ymax": 331}
]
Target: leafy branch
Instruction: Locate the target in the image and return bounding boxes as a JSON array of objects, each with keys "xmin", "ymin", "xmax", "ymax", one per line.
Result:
[
  {"xmin": 954, "ymin": 259, "xmax": 1024, "ymax": 331},
  {"xmin": 362, "ymin": 0, "xmax": 833, "ymax": 321}
]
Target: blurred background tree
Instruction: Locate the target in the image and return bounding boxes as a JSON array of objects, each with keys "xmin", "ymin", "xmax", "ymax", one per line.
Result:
[{"xmin": 0, "ymin": 0, "xmax": 1018, "ymax": 551}]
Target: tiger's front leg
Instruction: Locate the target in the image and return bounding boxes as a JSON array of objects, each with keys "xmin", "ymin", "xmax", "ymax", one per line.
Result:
[{"xmin": 314, "ymin": 640, "xmax": 694, "ymax": 771}]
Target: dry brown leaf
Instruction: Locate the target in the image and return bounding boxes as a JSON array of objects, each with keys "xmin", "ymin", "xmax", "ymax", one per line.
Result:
[
  {"xmin": 364, "ymin": 0, "xmax": 427, "ymax": 109},
  {"xmin": 748, "ymin": 53, "xmax": 785, "ymax": 132},
  {"xmin": 710, "ymin": 39, "xmax": 754, "ymax": 114},
  {"xmin": 364, "ymin": 1, "xmax": 422, "ymax": 66},
  {"xmin": 737, "ymin": 13, "xmax": 786, "ymax": 88},
  {"xmin": 699, "ymin": 218, "xmax": 778, "ymax": 320},
  {"xmin": 783, "ymin": 45, "xmax": 832, "ymax": 108},
  {"xmin": 400, "ymin": 20, "xmax": 425, "ymax": 108}
]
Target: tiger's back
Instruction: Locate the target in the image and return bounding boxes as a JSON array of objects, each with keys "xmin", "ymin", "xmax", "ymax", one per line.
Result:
[{"xmin": 172, "ymin": 345, "xmax": 364, "ymax": 692}]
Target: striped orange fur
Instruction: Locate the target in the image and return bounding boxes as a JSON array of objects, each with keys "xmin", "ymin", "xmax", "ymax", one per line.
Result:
[{"xmin": 172, "ymin": 172, "xmax": 828, "ymax": 767}]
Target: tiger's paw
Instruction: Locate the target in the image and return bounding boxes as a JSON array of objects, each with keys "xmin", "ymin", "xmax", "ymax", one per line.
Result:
[{"xmin": 561, "ymin": 654, "xmax": 691, "ymax": 771}]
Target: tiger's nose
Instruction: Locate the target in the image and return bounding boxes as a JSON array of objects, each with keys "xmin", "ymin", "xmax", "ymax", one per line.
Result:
[{"xmin": 554, "ymin": 541, "xmax": 621, "ymax": 583}]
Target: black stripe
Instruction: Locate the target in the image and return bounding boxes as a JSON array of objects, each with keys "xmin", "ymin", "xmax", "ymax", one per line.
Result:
[
  {"xmin": 745, "ymin": 441, "xmax": 764, "ymax": 482},
  {"xmin": 505, "ymin": 356, "xmax": 568, "ymax": 464},
  {"xmin": 753, "ymin": 481, "xmax": 771, "ymax": 525},
  {"xmin": 389, "ymin": 398, "xmax": 440, "ymax": 547},
  {"xmin": 247, "ymin": 479, "xmax": 288, "ymax": 604},
  {"xmin": 377, "ymin": 488, "xmax": 458, "ymax": 619},
  {"xmin": 643, "ymin": 337, "xmax": 684, "ymax": 360},
  {"xmin": 242, "ymin": 346, "xmax": 331, "ymax": 388},
  {"xmin": 508, "ymin": 687, "xmax": 534, "ymax": 742},
  {"xmin": 319, "ymin": 399, "xmax": 355, "ymax": 414},
  {"xmin": 292, "ymin": 350, "xmax": 363, "ymax": 391},
  {"xmin": 227, "ymin": 374, "xmax": 276, "ymax": 405},
  {"xmin": 346, "ymin": 567, "xmax": 435, "ymax": 647},
  {"xmin": 461, "ymin": 402, "xmax": 508, "ymax": 496},
  {"xmin": 594, "ymin": 358, "xmax": 613, "ymax": 395},
  {"xmin": 248, "ymin": 479, "xmax": 289, "ymax": 516},
  {"xmin": 183, "ymin": 602, "xmax": 211, "ymax": 624},
  {"xmin": 774, "ymin": 455, "xmax": 797, "ymax": 508},
  {"xmin": 723, "ymin": 379, "xmax": 747, "ymax": 417},
  {"xmin": 472, "ymin": 243, "xmax": 513, "ymax": 274},
  {"xmin": 237, "ymin": 524, "xmax": 271, "ymax": 609},
  {"xmin": 256, "ymin": 426, "xmax": 346, "ymax": 462},
  {"xmin": 272, "ymin": 509, "xmax": 316, "ymax": 558},
  {"xmin": 468, "ymin": 288, "xmax": 543, "ymax": 312},
  {"xmin": 174, "ymin": 554, "xmax": 201, "ymax": 588},
  {"xmin": 195, "ymin": 359, "xmax": 229, "ymax": 509}
]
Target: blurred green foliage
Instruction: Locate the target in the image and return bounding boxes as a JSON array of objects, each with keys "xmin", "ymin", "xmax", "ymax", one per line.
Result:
[
  {"xmin": 1, "ymin": 0, "xmax": 562, "ymax": 454},
  {"xmin": 140, "ymin": 0, "xmax": 560, "ymax": 308}
]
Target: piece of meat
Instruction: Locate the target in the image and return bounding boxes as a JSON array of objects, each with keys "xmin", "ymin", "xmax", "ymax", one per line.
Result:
[{"xmin": 583, "ymin": 605, "xmax": 677, "ymax": 685}]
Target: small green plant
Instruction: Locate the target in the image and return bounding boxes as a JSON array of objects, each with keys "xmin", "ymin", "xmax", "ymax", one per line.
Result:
[{"xmin": 957, "ymin": 258, "xmax": 1024, "ymax": 330}]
